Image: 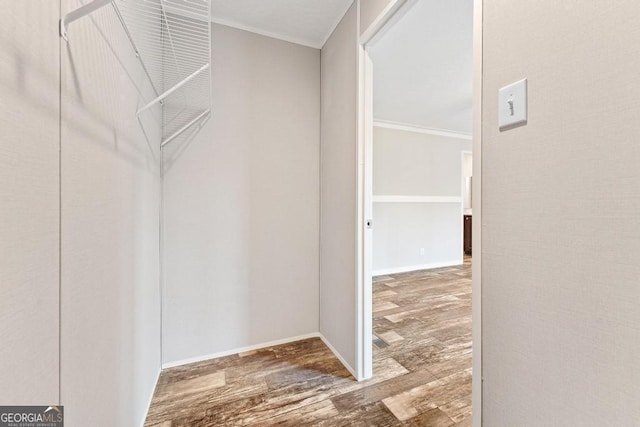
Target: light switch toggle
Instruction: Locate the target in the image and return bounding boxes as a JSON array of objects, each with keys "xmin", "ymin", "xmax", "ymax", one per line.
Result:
[{"xmin": 499, "ymin": 78, "xmax": 527, "ymax": 130}]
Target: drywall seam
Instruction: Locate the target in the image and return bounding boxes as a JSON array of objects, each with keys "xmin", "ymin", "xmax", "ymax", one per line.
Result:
[
  {"xmin": 159, "ymin": 153, "xmax": 164, "ymax": 368},
  {"xmin": 57, "ymin": 0, "xmax": 63, "ymax": 406}
]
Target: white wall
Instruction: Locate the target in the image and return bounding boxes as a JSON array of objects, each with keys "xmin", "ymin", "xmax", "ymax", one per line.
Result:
[
  {"xmin": 320, "ymin": 1, "xmax": 359, "ymax": 375},
  {"xmin": 0, "ymin": 1, "xmax": 61, "ymax": 404},
  {"xmin": 0, "ymin": 2, "xmax": 162, "ymax": 425},
  {"xmin": 373, "ymin": 204, "xmax": 463, "ymax": 274},
  {"xmin": 372, "ymin": 126, "xmax": 471, "ymax": 274},
  {"xmin": 373, "ymin": 127, "xmax": 471, "ymax": 195},
  {"xmin": 483, "ymin": 0, "xmax": 640, "ymax": 424},
  {"xmin": 162, "ymin": 24, "xmax": 320, "ymax": 365},
  {"xmin": 60, "ymin": 2, "xmax": 162, "ymax": 425}
]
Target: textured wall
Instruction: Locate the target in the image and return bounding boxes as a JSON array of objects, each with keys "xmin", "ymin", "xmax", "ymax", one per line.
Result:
[
  {"xmin": 59, "ymin": 2, "xmax": 162, "ymax": 425},
  {"xmin": 162, "ymin": 24, "xmax": 320, "ymax": 364},
  {"xmin": 483, "ymin": 1, "xmax": 640, "ymax": 424},
  {"xmin": 0, "ymin": 1, "xmax": 61, "ymax": 404},
  {"xmin": 320, "ymin": 2, "xmax": 359, "ymax": 373},
  {"xmin": 0, "ymin": 2, "xmax": 163, "ymax": 424}
]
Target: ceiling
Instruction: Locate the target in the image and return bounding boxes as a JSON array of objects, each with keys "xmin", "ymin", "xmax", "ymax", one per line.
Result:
[
  {"xmin": 370, "ymin": 0, "xmax": 474, "ymax": 134},
  {"xmin": 210, "ymin": 0, "xmax": 354, "ymax": 49}
]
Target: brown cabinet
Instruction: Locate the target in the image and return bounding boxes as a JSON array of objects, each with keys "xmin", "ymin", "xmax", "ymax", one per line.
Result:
[{"xmin": 463, "ymin": 215, "xmax": 472, "ymax": 255}]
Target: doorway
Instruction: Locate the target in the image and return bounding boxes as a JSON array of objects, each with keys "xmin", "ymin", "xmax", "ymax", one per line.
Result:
[{"xmin": 357, "ymin": 0, "xmax": 482, "ymax": 424}]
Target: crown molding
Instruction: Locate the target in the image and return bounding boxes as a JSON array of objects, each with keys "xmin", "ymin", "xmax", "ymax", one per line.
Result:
[{"xmin": 210, "ymin": 16, "xmax": 322, "ymax": 49}]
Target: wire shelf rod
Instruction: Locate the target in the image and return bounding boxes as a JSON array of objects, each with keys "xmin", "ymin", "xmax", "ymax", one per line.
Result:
[
  {"xmin": 137, "ymin": 63, "xmax": 210, "ymax": 116},
  {"xmin": 161, "ymin": 109, "xmax": 210, "ymax": 148}
]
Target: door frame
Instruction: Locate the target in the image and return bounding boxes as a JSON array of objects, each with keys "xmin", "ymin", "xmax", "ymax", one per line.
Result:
[
  {"xmin": 471, "ymin": 1, "xmax": 483, "ymax": 424},
  {"xmin": 356, "ymin": 0, "xmax": 417, "ymax": 383},
  {"xmin": 355, "ymin": 1, "xmax": 483, "ymax": 425}
]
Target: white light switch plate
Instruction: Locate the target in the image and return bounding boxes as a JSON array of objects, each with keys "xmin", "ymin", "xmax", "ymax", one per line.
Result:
[{"xmin": 499, "ymin": 78, "xmax": 527, "ymax": 130}]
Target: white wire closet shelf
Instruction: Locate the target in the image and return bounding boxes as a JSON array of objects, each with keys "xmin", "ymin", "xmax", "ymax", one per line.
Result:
[{"xmin": 61, "ymin": 0, "xmax": 212, "ymax": 149}]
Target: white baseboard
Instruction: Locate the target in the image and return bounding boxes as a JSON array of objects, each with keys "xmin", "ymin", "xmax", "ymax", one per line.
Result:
[
  {"xmin": 373, "ymin": 259, "xmax": 462, "ymax": 276},
  {"xmin": 159, "ymin": 332, "xmax": 360, "ymax": 384},
  {"xmin": 140, "ymin": 367, "xmax": 161, "ymax": 427},
  {"xmin": 161, "ymin": 332, "xmax": 321, "ymax": 369}
]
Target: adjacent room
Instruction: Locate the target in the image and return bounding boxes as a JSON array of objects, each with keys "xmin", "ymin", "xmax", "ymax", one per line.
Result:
[{"xmin": 366, "ymin": 0, "xmax": 474, "ymax": 422}]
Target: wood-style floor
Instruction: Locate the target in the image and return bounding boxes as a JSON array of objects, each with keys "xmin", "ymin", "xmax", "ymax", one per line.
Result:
[{"xmin": 145, "ymin": 257, "xmax": 472, "ymax": 426}]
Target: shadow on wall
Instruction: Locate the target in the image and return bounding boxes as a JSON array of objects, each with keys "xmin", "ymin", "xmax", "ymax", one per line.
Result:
[
  {"xmin": 1, "ymin": 1, "xmax": 161, "ymax": 168},
  {"xmin": 63, "ymin": 9, "xmax": 162, "ymax": 168},
  {"xmin": 1, "ymin": 5, "xmax": 160, "ymax": 169},
  {"xmin": 5, "ymin": 5, "xmax": 161, "ymax": 170}
]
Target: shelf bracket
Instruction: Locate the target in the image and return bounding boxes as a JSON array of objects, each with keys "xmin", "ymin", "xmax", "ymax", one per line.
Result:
[{"xmin": 60, "ymin": 0, "xmax": 115, "ymax": 41}]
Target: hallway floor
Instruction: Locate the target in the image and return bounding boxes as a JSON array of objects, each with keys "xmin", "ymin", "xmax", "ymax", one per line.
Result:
[{"xmin": 145, "ymin": 258, "xmax": 472, "ymax": 426}]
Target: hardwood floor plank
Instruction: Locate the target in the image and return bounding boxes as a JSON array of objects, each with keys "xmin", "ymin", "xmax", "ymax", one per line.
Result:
[
  {"xmin": 401, "ymin": 408, "xmax": 455, "ymax": 426},
  {"xmin": 262, "ymin": 399, "xmax": 340, "ymax": 425},
  {"xmin": 376, "ymin": 289, "xmax": 399, "ymax": 298},
  {"xmin": 330, "ymin": 369, "xmax": 436, "ymax": 413},
  {"xmin": 145, "ymin": 257, "xmax": 472, "ymax": 426},
  {"xmin": 377, "ymin": 330, "xmax": 404, "ymax": 343},
  {"xmin": 324, "ymin": 401, "xmax": 400, "ymax": 427},
  {"xmin": 439, "ymin": 393, "xmax": 472, "ymax": 423},
  {"xmin": 382, "ymin": 369, "xmax": 472, "ymax": 421},
  {"xmin": 373, "ymin": 300, "xmax": 401, "ymax": 313}
]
